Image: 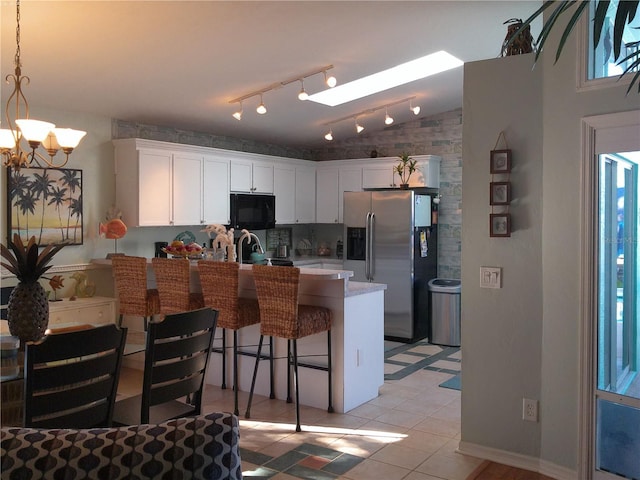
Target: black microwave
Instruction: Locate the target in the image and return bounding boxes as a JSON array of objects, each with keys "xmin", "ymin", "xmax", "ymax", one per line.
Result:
[{"xmin": 229, "ymin": 193, "xmax": 276, "ymax": 230}]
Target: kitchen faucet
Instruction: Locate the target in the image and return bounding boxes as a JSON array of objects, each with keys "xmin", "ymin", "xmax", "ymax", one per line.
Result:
[{"xmin": 237, "ymin": 230, "xmax": 264, "ymax": 264}]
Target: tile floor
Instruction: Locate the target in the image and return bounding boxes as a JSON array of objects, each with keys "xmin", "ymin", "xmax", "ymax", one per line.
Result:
[{"xmin": 118, "ymin": 341, "xmax": 479, "ymax": 480}]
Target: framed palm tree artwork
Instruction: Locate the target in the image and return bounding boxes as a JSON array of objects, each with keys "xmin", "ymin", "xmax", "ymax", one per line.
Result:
[{"xmin": 7, "ymin": 167, "xmax": 83, "ymax": 246}]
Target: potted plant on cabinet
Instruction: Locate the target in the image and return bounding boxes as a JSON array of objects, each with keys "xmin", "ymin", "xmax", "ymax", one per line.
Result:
[
  {"xmin": 395, "ymin": 153, "xmax": 417, "ymax": 189},
  {"xmin": 0, "ymin": 235, "xmax": 66, "ymax": 345}
]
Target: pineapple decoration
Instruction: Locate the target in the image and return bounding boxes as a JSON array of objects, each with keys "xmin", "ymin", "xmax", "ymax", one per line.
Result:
[{"xmin": 0, "ymin": 234, "xmax": 66, "ymax": 344}]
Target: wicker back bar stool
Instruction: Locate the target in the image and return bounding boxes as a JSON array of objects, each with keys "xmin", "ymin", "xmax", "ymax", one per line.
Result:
[
  {"xmin": 197, "ymin": 260, "xmax": 274, "ymax": 415},
  {"xmin": 112, "ymin": 255, "xmax": 160, "ymax": 331},
  {"xmin": 151, "ymin": 257, "xmax": 204, "ymax": 314},
  {"xmin": 245, "ymin": 264, "xmax": 333, "ymax": 432}
]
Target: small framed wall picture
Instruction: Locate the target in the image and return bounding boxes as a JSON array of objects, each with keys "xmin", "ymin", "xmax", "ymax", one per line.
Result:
[
  {"xmin": 490, "ymin": 181, "xmax": 511, "ymax": 205},
  {"xmin": 490, "ymin": 149, "xmax": 512, "ymax": 173},
  {"xmin": 490, "ymin": 213, "xmax": 511, "ymax": 237}
]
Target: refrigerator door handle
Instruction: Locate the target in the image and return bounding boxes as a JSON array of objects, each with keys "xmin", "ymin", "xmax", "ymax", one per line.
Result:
[
  {"xmin": 369, "ymin": 212, "xmax": 375, "ymax": 281},
  {"xmin": 365, "ymin": 212, "xmax": 371, "ymax": 280}
]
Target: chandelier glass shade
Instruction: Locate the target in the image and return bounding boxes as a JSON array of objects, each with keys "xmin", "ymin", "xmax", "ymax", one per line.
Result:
[{"xmin": 1, "ymin": 0, "xmax": 86, "ymax": 169}]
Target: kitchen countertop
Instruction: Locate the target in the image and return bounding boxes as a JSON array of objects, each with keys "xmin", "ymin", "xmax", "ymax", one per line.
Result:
[
  {"xmin": 276, "ymin": 255, "xmax": 343, "ymax": 266},
  {"xmin": 92, "ymin": 258, "xmax": 352, "ymax": 281}
]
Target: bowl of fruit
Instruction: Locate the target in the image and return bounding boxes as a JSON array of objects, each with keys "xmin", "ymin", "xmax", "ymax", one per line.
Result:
[{"xmin": 162, "ymin": 240, "xmax": 203, "ymax": 259}]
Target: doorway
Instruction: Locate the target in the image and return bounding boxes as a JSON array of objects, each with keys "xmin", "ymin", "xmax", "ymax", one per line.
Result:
[
  {"xmin": 596, "ymin": 151, "xmax": 639, "ymax": 479},
  {"xmin": 581, "ymin": 111, "xmax": 640, "ymax": 480}
]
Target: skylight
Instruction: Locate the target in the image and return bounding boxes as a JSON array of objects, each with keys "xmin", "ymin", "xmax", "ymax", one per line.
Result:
[{"xmin": 307, "ymin": 51, "xmax": 463, "ymax": 107}]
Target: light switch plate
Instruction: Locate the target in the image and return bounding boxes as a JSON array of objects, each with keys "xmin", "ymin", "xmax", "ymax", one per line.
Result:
[{"xmin": 480, "ymin": 266, "xmax": 501, "ymax": 288}]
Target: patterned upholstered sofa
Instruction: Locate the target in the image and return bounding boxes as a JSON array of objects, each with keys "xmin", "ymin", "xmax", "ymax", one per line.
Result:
[{"xmin": 0, "ymin": 412, "xmax": 242, "ymax": 479}]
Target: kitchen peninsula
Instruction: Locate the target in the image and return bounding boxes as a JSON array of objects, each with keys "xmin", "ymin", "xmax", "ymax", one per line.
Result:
[{"xmin": 95, "ymin": 259, "xmax": 386, "ymax": 413}]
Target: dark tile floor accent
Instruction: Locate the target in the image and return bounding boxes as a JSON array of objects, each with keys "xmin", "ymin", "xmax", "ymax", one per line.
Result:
[
  {"xmin": 384, "ymin": 340, "xmax": 461, "ymax": 380},
  {"xmin": 237, "ymin": 341, "xmax": 462, "ymax": 478},
  {"xmin": 239, "ymin": 443, "xmax": 365, "ymax": 479}
]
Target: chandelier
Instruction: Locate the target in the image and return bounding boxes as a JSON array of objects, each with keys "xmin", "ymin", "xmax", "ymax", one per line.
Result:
[{"xmin": 0, "ymin": 0, "xmax": 86, "ymax": 169}]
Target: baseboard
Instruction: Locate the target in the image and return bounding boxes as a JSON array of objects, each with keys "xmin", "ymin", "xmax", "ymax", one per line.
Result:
[{"xmin": 457, "ymin": 441, "xmax": 577, "ymax": 480}]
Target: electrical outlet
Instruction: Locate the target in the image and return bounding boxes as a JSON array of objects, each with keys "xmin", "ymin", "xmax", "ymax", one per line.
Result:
[
  {"xmin": 480, "ymin": 266, "xmax": 502, "ymax": 288},
  {"xmin": 523, "ymin": 398, "xmax": 538, "ymax": 422}
]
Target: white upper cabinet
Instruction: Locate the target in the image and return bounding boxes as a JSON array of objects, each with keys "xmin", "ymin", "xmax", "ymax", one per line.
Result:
[
  {"xmin": 136, "ymin": 149, "xmax": 172, "ymax": 226},
  {"xmin": 316, "ymin": 168, "xmax": 339, "ymax": 223},
  {"xmin": 114, "ymin": 139, "xmax": 440, "ymax": 228},
  {"xmin": 362, "ymin": 164, "xmax": 396, "ymax": 189},
  {"xmin": 274, "ymin": 164, "xmax": 316, "ymax": 224},
  {"xmin": 203, "ymin": 155, "xmax": 230, "ymax": 225},
  {"xmin": 230, "ymin": 159, "xmax": 274, "ymax": 193},
  {"xmin": 361, "ymin": 156, "xmax": 441, "ymax": 189},
  {"xmin": 407, "ymin": 157, "xmax": 441, "ymax": 188},
  {"xmin": 172, "ymin": 152, "xmax": 204, "ymax": 226},
  {"xmin": 295, "ymin": 166, "xmax": 316, "ymax": 223},
  {"xmin": 114, "ymin": 139, "xmax": 228, "ymax": 227},
  {"xmin": 274, "ymin": 165, "xmax": 296, "ymax": 224},
  {"xmin": 338, "ymin": 167, "xmax": 363, "ymax": 222}
]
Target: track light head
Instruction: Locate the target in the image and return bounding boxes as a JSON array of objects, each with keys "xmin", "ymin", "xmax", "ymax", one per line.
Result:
[
  {"xmin": 324, "ymin": 129, "xmax": 333, "ymax": 141},
  {"xmin": 355, "ymin": 118, "xmax": 364, "ymax": 134},
  {"xmin": 232, "ymin": 102, "xmax": 243, "ymax": 120},
  {"xmin": 324, "ymin": 70, "xmax": 337, "ymax": 88},
  {"xmin": 256, "ymin": 95, "xmax": 267, "ymax": 114},
  {"xmin": 384, "ymin": 108, "xmax": 394, "ymax": 125},
  {"xmin": 297, "ymin": 79, "xmax": 309, "ymax": 101},
  {"xmin": 409, "ymin": 100, "xmax": 420, "ymax": 115}
]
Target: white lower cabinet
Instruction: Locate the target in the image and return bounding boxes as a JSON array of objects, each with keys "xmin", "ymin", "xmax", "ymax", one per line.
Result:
[{"xmin": 48, "ymin": 297, "xmax": 117, "ymax": 327}]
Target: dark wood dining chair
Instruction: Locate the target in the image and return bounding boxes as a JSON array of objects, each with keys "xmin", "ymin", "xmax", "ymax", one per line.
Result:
[
  {"xmin": 197, "ymin": 260, "xmax": 273, "ymax": 416},
  {"xmin": 23, "ymin": 323, "xmax": 128, "ymax": 428},
  {"xmin": 152, "ymin": 257, "xmax": 205, "ymax": 314},
  {"xmin": 245, "ymin": 265, "xmax": 333, "ymax": 432},
  {"xmin": 113, "ymin": 307, "xmax": 218, "ymax": 425}
]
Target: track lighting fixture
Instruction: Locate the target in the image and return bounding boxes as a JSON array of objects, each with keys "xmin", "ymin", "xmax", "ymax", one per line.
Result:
[
  {"xmin": 409, "ymin": 100, "xmax": 421, "ymax": 115},
  {"xmin": 298, "ymin": 79, "xmax": 309, "ymax": 101},
  {"xmin": 324, "ymin": 129, "xmax": 333, "ymax": 141},
  {"xmin": 232, "ymin": 102, "xmax": 243, "ymax": 121},
  {"xmin": 229, "ymin": 65, "xmax": 336, "ymax": 118},
  {"xmin": 322, "ymin": 96, "xmax": 419, "ymax": 141},
  {"xmin": 324, "ymin": 70, "xmax": 337, "ymax": 88},
  {"xmin": 256, "ymin": 95, "xmax": 267, "ymax": 115},
  {"xmin": 384, "ymin": 108, "xmax": 394, "ymax": 125}
]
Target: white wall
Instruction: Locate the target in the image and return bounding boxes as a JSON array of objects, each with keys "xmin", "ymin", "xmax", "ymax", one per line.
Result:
[
  {"xmin": 461, "ymin": 18, "xmax": 640, "ymax": 477},
  {"xmin": 461, "ymin": 53, "xmax": 543, "ymax": 459},
  {"xmin": 0, "ymin": 106, "xmax": 113, "ymax": 263},
  {"xmin": 539, "ymin": 21, "xmax": 640, "ymax": 471}
]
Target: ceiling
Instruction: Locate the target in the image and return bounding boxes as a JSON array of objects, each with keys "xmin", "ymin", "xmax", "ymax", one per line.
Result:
[{"xmin": 0, "ymin": 1, "xmax": 540, "ymax": 150}]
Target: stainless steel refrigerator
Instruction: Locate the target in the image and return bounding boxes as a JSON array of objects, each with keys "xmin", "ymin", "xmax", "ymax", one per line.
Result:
[{"xmin": 343, "ymin": 190, "xmax": 437, "ymax": 342}]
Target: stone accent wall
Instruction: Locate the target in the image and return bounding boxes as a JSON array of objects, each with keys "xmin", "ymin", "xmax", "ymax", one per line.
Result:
[
  {"xmin": 112, "ymin": 120, "xmax": 313, "ymax": 160},
  {"xmin": 311, "ymin": 109, "xmax": 463, "ymax": 279},
  {"xmin": 112, "ymin": 108, "xmax": 462, "ymax": 279}
]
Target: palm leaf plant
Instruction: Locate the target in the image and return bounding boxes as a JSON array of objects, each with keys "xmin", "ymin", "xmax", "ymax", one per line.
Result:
[
  {"xmin": 507, "ymin": 0, "xmax": 640, "ymax": 93},
  {"xmin": 1, "ymin": 234, "xmax": 66, "ymax": 343},
  {"xmin": 395, "ymin": 152, "xmax": 418, "ymax": 187}
]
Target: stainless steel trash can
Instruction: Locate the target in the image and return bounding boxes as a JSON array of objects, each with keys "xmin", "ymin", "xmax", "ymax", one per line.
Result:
[{"xmin": 428, "ymin": 278, "xmax": 461, "ymax": 347}]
